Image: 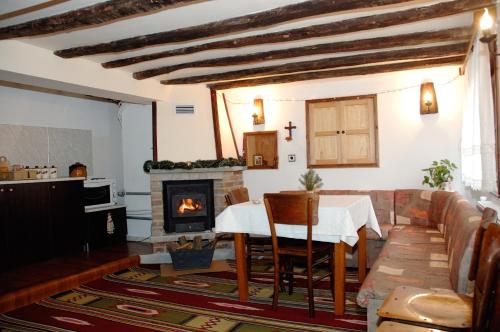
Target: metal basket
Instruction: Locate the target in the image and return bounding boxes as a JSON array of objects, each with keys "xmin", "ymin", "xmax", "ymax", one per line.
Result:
[{"xmin": 169, "ymin": 245, "xmax": 215, "ymax": 271}]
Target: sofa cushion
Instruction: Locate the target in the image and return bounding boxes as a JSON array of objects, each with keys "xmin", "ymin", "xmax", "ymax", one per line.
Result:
[
  {"xmin": 367, "ymin": 224, "xmax": 392, "ymax": 240},
  {"xmin": 356, "ymin": 255, "xmax": 452, "ymax": 308},
  {"xmin": 388, "ymin": 225, "xmax": 444, "ymax": 244},
  {"xmin": 428, "ymin": 190, "xmax": 458, "ymax": 230},
  {"xmin": 395, "ymin": 189, "xmax": 432, "ymax": 226},
  {"xmin": 378, "ymin": 238, "xmax": 447, "ymax": 261}
]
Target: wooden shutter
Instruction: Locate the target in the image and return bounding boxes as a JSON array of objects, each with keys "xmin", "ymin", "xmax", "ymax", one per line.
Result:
[{"xmin": 306, "ymin": 95, "xmax": 378, "ymax": 167}]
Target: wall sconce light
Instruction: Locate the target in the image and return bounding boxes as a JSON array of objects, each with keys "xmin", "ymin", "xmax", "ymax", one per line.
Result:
[
  {"xmin": 420, "ymin": 82, "xmax": 438, "ymax": 114},
  {"xmin": 479, "ymin": 8, "xmax": 495, "ymax": 42},
  {"xmin": 252, "ymin": 98, "xmax": 265, "ymax": 125}
]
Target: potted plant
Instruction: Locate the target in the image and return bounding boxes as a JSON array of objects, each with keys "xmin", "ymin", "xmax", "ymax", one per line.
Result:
[
  {"xmin": 299, "ymin": 169, "xmax": 323, "ymax": 192},
  {"xmin": 422, "ymin": 159, "xmax": 458, "ymax": 190}
]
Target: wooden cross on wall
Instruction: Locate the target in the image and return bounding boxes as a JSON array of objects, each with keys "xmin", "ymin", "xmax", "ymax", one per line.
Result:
[{"xmin": 284, "ymin": 121, "xmax": 296, "ymax": 141}]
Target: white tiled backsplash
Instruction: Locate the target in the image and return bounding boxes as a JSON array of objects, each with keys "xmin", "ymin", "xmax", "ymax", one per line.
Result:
[{"xmin": 0, "ymin": 124, "xmax": 93, "ymax": 177}]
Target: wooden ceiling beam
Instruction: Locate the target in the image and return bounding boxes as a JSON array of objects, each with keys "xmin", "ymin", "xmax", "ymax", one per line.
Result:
[
  {"xmin": 0, "ymin": 0, "xmax": 201, "ymax": 40},
  {"xmin": 81, "ymin": 0, "xmax": 493, "ymax": 62},
  {"xmin": 160, "ymin": 43, "xmax": 468, "ymax": 85},
  {"xmin": 206, "ymin": 56, "xmax": 465, "ymax": 90},
  {"xmin": 53, "ymin": 0, "xmax": 416, "ymax": 58},
  {"xmin": 131, "ymin": 27, "xmax": 471, "ymax": 79}
]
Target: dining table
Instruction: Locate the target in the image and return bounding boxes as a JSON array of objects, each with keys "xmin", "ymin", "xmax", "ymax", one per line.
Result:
[{"xmin": 215, "ymin": 194, "xmax": 381, "ymax": 316}]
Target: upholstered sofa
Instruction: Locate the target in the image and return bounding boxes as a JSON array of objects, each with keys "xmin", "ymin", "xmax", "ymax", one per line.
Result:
[{"xmin": 321, "ymin": 189, "xmax": 495, "ymax": 331}]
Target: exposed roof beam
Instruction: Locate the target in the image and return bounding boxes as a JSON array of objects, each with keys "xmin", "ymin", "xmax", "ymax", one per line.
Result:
[
  {"xmin": 53, "ymin": 0, "xmax": 415, "ymax": 58},
  {"xmin": 94, "ymin": 0, "xmax": 492, "ymax": 64},
  {"xmin": 207, "ymin": 56, "xmax": 465, "ymax": 90},
  {"xmin": 160, "ymin": 43, "xmax": 468, "ymax": 85},
  {"xmin": 131, "ymin": 27, "xmax": 470, "ymax": 79},
  {"xmin": 0, "ymin": 0, "xmax": 201, "ymax": 40},
  {"xmin": 0, "ymin": 0, "xmax": 69, "ymax": 21}
]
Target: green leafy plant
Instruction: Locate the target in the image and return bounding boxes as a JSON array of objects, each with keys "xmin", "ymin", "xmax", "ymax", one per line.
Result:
[
  {"xmin": 422, "ymin": 159, "xmax": 458, "ymax": 189},
  {"xmin": 299, "ymin": 169, "xmax": 323, "ymax": 191}
]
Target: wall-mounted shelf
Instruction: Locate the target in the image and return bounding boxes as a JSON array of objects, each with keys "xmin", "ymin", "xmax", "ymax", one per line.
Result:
[{"xmin": 243, "ymin": 131, "xmax": 278, "ymax": 170}]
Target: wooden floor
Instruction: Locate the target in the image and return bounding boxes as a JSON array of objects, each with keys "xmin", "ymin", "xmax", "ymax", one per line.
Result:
[{"xmin": 0, "ymin": 242, "xmax": 152, "ymax": 313}]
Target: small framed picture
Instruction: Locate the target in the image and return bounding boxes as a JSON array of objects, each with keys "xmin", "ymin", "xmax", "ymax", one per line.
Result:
[{"xmin": 253, "ymin": 154, "xmax": 263, "ymax": 166}]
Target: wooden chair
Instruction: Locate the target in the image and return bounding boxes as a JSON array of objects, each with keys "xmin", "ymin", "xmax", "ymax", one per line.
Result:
[
  {"xmin": 225, "ymin": 187, "xmax": 273, "ymax": 280},
  {"xmin": 376, "ymin": 221, "xmax": 500, "ymax": 332},
  {"xmin": 263, "ymin": 193, "xmax": 333, "ymax": 317}
]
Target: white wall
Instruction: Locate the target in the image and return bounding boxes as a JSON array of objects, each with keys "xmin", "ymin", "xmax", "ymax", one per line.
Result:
[
  {"xmin": 121, "ymin": 103, "xmax": 153, "ymax": 239},
  {"xmin": 0, "ymin": 85, "xmax": 124, "ymax": 192},
  {"xmin": 157, "ymin": 85, "xmax": 216, "ymax": 161},
  {"xmin": 218, "ymin": 66, "xmax": 465, "ymax": 198}
]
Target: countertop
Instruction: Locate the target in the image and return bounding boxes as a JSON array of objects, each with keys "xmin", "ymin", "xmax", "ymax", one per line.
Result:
[{"xmin": 0, "ymin": 177, "xmax": 85, "ymax": 185}]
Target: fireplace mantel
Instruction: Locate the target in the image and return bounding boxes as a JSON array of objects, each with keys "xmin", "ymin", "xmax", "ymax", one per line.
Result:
[{"xmin": 149, "ymin": 166, "xmax": 246, "ymax": 252}]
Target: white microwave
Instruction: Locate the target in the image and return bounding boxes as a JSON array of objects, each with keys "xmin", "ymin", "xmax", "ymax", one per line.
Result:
[{"xmin": 83, "ymin": 178, "xmax": 117, "ymax": 209}]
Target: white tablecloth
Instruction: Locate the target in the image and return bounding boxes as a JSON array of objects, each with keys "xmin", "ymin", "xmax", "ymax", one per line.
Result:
[{"xmin": 215, "ymin": 195, "xmax": 380, "ymax": 246}]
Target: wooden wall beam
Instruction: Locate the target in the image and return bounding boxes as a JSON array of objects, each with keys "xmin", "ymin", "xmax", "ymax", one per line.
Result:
[
  {"xmin": 207, "ymin": 56, "xmax": 465, "ymax": 90},
  {"xmin": 161, "ymin": 43, "xmax": 468, "ymax": 85},
  {"xmin": 88, "ymin": 0, "xmax": 493, "ymax": 62},
  {"xmin": 54, "ymin": 0, "xmax": 415, "ymax": 58},
  {"xmin": 222, "ymin": 93, "xmax": 240, "ymax": 159},
  {"xmin": 0, "ymin": 0, "xmax": 200, "ymax": 40},
  {"xmin": 131, "ymin": 27, "xmax": 471, "ymax": 78},
  {"xmin": 210, "ymin": 89, "xmax": 223, "ymax": 159}
]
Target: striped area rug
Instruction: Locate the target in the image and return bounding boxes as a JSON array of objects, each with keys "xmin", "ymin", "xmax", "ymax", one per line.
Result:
[{"xmin": 0, "ymin": 264, "xmax": 367, "ymax": 331}]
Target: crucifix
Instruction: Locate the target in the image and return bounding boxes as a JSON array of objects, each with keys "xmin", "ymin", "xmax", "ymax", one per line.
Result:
[{"xmin": 284, "ymin": 121, "xmax": 296, "ymax": 141}]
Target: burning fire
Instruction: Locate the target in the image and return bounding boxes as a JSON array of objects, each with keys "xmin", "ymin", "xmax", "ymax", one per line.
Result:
[{"xmin": 177, "ymin": 198, "xmax": 203, "ymax": 214}]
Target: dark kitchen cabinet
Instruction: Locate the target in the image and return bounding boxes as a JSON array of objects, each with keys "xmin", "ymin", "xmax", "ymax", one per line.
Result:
[
  {"xmin": 49, "ymin": 181, "xmax": 85, "ymax": 255},
  {"xmin": 1, "ymin": 180, "xmax": 84, "ymax": 270},
  {"xmin": 0, "ymin": 185, "xmax": 10, "ymax": 272},
  {"xmin": 85, "ymin": 206, "xmax": 127, "ymax": 250}
]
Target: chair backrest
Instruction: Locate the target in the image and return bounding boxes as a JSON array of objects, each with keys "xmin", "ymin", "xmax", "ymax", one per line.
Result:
[
  {"xmin": 469, "ymin": 208, "xmax": 497, "ymax": 281},
  {"xmin": 472, "ymin": 222, "xmax": 500, "ymax": 332},
  {"xmin": 226, "ymin": 187, "xmax": 249, "ymax": 205},
  {"xmin": 263, "ymin": 193, "xmax": 313, "ymax": 248}
]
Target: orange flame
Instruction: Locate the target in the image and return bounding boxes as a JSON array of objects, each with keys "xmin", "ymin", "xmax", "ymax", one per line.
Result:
[{"xmin": 177, "ymin": 198, "xmax": 202, "ymax": 214}]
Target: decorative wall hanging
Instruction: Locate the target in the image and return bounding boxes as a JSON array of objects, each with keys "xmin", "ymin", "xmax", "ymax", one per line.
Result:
[{"xmin": 284, "ymin": 121, "xmax": 296, "ymax": 141}]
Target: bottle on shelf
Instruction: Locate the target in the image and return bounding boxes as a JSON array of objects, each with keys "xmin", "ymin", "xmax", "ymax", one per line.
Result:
[
  {"xmin": 42, "ymin": 166, "xmax": 49, "ymax": 179},
  {"xmin": 50, "ymin": 165, "xmax": 58, "ymax": 179}
]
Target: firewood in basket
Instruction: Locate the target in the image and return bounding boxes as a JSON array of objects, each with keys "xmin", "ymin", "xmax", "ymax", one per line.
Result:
[
  {"xmin": 193, "ymin": 236, "xmax": 203, "ymax": 250},
  {"xmin": 177, "ymin": 242, "xmax": 193, "ymax": 250},
  {"xmin": 166, "ymin": 242, "xmax": 180, "ymax": 252},
  {"xmin": 178, "ymin": 236, "xmax": 188, "ymax": 246}
]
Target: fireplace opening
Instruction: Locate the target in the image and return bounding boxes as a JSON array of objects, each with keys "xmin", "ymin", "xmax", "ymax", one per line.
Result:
[{"xmin": 163, "ymin": 180, "xmax": 214, "ymax": 233}]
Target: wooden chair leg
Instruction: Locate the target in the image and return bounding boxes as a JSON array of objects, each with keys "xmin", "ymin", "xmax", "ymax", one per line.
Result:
[
  {"xmin": 307, "ymin": 257, "xmax": 315, "ymax": 317},
  {"xmin": 272, "ymin": 255, "xmax": 280, "ymax": 311},
  {"xmin": 288, "ymin": 256, "xmax": 294, "ymax": 295}
]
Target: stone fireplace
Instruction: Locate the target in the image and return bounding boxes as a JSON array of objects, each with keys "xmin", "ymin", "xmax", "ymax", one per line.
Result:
[{"xmin": 149, "ymin": 167, "xmax": 245, "ymax": 253}]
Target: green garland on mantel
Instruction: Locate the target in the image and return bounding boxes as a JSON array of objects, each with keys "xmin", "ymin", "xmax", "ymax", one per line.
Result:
[{"xmin": 143, "ymin": 158, "xmax": 246, "ymax": 173}]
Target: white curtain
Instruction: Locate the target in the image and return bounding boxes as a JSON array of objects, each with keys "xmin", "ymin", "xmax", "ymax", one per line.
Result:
[{"xmin": 461, "ymin": 36, "xmax": 497, "ymax": 192}]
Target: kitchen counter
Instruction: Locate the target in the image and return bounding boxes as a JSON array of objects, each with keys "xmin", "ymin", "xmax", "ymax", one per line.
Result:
[{"xmin": 0, "ymin": 177, "xmax": 85, "ymax": 185}]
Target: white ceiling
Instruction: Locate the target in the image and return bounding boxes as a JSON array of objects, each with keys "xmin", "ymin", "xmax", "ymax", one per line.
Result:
[{"xmin": 0, "ymin": 0, "xmax": 474, "ymax": 83}]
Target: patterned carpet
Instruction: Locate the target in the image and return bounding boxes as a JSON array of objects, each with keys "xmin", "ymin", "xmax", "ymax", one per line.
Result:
[{"xmin": 0, "ymin": 263, "xmax": 367, "ymax": 331}]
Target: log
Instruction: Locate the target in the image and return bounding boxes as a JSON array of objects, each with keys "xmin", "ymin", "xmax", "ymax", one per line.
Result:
[
  {"xmin": 77, "ymin": 0, "xmax": 493, "ymax": 61},
  {"xmin": 0, "ymin": 0, "xmax": 199, "ymax": 40},
  {"xmin": 131, "ymin": 27, "xmax": 470, "ymax": 78},
  {"xmin": 161, "ymin": 43, "xmax": 468, "ymax": 85},
  {"xmin": 206, "ymin": 57, "xmax": 465, "ymax": 90},
  {"xmin": 54, "ymin": 0, "xmax": 415, "ymax": 58}
]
